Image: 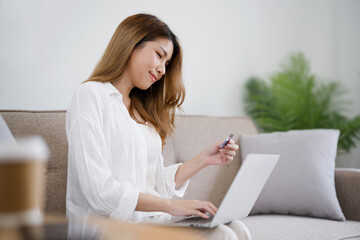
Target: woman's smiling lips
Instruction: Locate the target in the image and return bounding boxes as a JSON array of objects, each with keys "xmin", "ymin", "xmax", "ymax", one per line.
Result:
[{"xmin": 149, "ymin": 72, "xmax": 157, "ymax": 82}]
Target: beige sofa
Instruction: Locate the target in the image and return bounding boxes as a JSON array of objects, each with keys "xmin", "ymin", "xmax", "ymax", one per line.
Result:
[{"xmin": 2, "ymin": 110, "xmax": 360, "ymax": 240}]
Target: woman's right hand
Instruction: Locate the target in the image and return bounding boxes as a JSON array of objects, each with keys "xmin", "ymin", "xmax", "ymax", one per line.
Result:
[{"xmin": 164, "ymin": 199, "xmax": 218, "ymax": 219}]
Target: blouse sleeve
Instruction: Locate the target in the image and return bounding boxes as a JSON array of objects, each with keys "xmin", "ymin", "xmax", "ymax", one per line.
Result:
[
  {"xmin": 155, "ymin": 154, "xmax": 190, "ymax": 199},
  {"xmin": 66, "ymin": 85, "xmax": 139, "ymax": 221}
]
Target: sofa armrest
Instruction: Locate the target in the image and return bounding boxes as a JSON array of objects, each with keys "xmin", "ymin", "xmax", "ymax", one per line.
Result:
[{"xmin": 335, "ymin": 168, "xmax": 360, "ymax": 221}]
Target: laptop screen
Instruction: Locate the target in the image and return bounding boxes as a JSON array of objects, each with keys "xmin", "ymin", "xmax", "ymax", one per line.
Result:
[{"xmin": 0, "ymin": 115, "xmax": 17, "ymax": 144}]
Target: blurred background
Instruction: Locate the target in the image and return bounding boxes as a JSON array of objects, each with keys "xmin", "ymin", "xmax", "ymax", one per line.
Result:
[{"xmin": 0, "ymin": 0, "xmax": 359, "ymax": 167}]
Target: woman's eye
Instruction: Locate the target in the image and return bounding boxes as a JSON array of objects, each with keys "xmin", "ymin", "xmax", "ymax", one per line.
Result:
[{"xmin": 156, "ymin": 52, "xmax": 162, "ymax": 58}]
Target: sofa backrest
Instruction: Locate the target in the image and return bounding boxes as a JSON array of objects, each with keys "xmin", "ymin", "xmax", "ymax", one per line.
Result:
[
  {"xmin": 1, "ymin": 110, "xmax": 68, "ymax": 215},
  {"xmin": 1, "ymin": 110, "xmax": 258, "ymax": 215}
]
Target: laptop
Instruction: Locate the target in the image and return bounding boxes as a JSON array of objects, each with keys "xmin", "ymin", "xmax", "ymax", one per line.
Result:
[
  {"xmin": 0, "ymin": 115, "xmax": 17, "ymax": 144},
  {"xmin": 155, "ymin": 153, "xmax": 279, "ymax": 228}
]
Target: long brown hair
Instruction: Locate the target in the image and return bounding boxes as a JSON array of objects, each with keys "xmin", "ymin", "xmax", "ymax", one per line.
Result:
[{"xmin": 84, "ymin": 13, "xmax": 185, "ymax": 144}]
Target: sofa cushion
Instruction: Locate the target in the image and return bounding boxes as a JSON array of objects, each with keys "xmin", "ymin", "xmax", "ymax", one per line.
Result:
[
  {"xmin": 1, "ymin": 110, "xmax": 68, "ymax": 214},
  {"xmin": 240, "ymin": 129, "xmax": 345, "ymax": 221},
  {"xmin": 241, "ymin": 215, "xmax": 360, "ymax": 240}
]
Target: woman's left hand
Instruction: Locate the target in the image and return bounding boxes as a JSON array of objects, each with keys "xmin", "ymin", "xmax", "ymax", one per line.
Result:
[{"xmin": 201, "ymin": 139, "xmax": 239, "ymax": 166}]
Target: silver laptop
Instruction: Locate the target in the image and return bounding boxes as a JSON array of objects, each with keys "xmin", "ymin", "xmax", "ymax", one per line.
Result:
[
  {"xmin": 0, "ymin": 115, "xmax": 17, "ymax": 144},
  {"xmin": 159, "ymin": 154, "xmax": 279, "ymax": 228}
]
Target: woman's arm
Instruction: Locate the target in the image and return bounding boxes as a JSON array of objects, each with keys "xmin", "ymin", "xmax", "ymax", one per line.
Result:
[
  {"xmin": 174, "ymin": 139, "xmax": 239, "ymax": 188},
  {"xmin": 174, "ymin": 152, "xmax": 207, "ymax": 188},
  {"xmin": 136, "ymin": 192, "xmax": 217, "ymax": 218}
]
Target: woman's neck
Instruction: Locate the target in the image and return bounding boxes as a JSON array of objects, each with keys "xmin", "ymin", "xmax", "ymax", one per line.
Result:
[{"xmin": 111, "ymin": 73, "xmax": 146, "ymax": 124}]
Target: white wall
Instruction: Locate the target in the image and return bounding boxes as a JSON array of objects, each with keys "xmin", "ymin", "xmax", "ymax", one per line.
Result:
[{"xmin": 0, "ymin": 0, "xmax": 359, "ymax": 167}]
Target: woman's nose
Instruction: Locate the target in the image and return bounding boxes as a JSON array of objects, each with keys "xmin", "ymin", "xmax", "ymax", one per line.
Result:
[{"xmin": 156, "ymin": 63, "xmax": 166, "ymax": 76}]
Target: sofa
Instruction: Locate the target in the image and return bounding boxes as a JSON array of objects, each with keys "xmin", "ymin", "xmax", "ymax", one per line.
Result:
[{"xmin": 1, "ymin": 110, "xmax": 360, "ymax": 240}]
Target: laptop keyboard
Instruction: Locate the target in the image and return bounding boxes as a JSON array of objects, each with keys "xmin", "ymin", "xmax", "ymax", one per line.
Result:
[{"xmin": 175, "ymin": 215, "xmax": 214, "ymax": 224}]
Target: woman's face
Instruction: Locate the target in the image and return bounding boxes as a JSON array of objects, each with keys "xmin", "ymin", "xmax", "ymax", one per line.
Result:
[{"xmin": 127, "ymin": 38, "xmax": 174, "ymax": 90}]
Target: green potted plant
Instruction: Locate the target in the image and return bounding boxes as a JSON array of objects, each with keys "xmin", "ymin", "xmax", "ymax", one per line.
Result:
[{"xmin": 243, "ymin": 52, "xmax": 360, "ymax": 153}]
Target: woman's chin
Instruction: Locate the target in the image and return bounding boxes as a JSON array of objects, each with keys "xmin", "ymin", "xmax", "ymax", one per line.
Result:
[
  {"xmin": 136, "ymin": 80, "xmax": 156, "ymax": 90},
  {"xmin": 137, "ymin": 85, "xmax": 152, "ymax": 91}
]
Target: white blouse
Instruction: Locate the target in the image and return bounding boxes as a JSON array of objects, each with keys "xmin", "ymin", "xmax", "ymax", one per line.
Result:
[
  {"xmin": 137, "ymin": 123, "xmax": 162, "ymax": 197},
  {"xmin": 138, "ymin": 123, "xmax": 166, "ymax": 219},
  {"xmin": 65, "ymin": 81, "xmax": 189, "ymax": 222}
]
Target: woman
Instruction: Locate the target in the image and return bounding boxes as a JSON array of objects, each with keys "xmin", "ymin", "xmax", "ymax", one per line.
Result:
[{"xmin": 66, "ymin": 13, "xmax": 251, "ymax": 240}]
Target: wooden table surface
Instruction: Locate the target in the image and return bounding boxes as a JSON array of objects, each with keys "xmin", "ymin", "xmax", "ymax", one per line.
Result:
[{"xmin": 0, "ymin": 214, "xmax": 205, "ymax": 240}]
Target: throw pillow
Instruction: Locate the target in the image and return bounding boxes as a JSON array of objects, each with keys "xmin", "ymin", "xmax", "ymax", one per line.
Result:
[{"xmin": 240, "ymin": 129, "xmax": 345, "ymax": 221}]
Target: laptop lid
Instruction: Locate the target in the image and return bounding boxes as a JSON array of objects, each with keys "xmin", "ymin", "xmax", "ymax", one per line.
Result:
[
  {"xmin": 0, "ymin": 115, "xmax": 17, "ymax": 145},
  {"xmin": 210, "ymin": 154, "xmax": 279, "ymax": 227}
]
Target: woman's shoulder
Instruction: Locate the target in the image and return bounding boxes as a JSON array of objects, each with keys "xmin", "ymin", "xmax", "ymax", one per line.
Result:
[
  {"xmin": 73, "ymin": 81, "xmax": 113, "ymax": 100},
  {"xmin": 67, "ymin": 81, "xmax": 108, "ymax": 118},
  {"xmin": 76, "ymin": 81, "xmax": 104, "ymax": 94},
  {"xmin": 67, "ymin": 81, "xmax": 109, "ymax": 111}
]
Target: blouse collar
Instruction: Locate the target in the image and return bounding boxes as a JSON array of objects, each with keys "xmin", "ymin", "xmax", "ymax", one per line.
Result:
[{"xmin": 104, "ymin": 82, "xmax": 123, "ymax": 100}]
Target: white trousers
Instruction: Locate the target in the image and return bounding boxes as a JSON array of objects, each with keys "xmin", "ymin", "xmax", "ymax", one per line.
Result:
[{"xmin": 192, "ymin": 220, "xmax": 252, "ymax": 240}]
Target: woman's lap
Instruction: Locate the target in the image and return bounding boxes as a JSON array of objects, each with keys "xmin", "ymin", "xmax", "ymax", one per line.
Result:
[
  {"xmin": 226, "ymin": 220, "xmax": 252, "ymax": 240},
  {"xmin": 192, "ymin": 220, "xmax": 252, "ymax": 240}
]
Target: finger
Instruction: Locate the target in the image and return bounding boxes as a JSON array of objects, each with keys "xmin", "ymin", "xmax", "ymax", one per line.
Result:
[
  {"xmin": 220, "ymin": 149, "xmax": 236, "ymax": 157},
  {"xmin": 224, "ymin": 143, "xmax": 239, "ymax": 151},
  {"xmin": 226, "ymin": 155, "xmax": 234, "ymax": 162},
  {"xmin": 195, "ymin": 202, "xmax": 216, "ymax": 216},
  {"xmin": 192, "ymin": 210, "xmax": 209, "ymax": 219},
  {"xmin": 222, "ymin": 155, "xmax": 233, "ymax": 164},
  {"xmin": 198, "ymin": 203, "xmax": 216, "ymax": 216},
  {"xmin": 205, "ymin": 201, "xmax": 217, "ymax": 212},
  {"xmin": 198, "ymin": 207, "xmax": 214, "ymax": 216},
  {"xmin": 208, "ymin": 202, "xmax": 218, "ymax": 212},
  {"xmin": 203, "ymin": 205, "xmax": 216, "ymax": 216}
]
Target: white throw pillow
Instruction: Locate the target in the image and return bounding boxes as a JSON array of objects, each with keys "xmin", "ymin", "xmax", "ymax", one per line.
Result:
[{"xmin": 240, "ymin": 129, "xmax": 345, "ymax": 221}]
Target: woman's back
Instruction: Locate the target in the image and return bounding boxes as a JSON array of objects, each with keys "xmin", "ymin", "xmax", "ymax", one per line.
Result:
[{"xmin": 66, "ymin": 81, "xmax": 147, "ymax": 220}]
